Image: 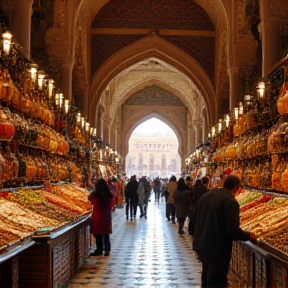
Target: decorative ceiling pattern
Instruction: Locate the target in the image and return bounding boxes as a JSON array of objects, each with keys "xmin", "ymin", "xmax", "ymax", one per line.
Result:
[
  {"xmin": 92, "ymin": 0, "xmax": 214, "ymax": 31},
  {"xmin": 90, "ymin": 0, "xmax": 215, "ymax": 78},
  {"xmin": 124, "ymin": 85, "xmax": 185, "ymax": 106}
]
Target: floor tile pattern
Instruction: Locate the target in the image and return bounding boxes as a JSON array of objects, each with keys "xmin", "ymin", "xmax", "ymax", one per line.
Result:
[{"xmin": 68, "ymin": 199, "xmax": 245, "ymax": 288}]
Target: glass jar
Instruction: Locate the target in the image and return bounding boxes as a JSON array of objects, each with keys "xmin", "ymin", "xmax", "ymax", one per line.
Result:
[
  {"xmin": 0, "ymin": 108, "xmax": 14, "ymax": 141},
  {"xmin": 260, "ymin": 161, "xmax": 272, "ymax": 190},
  {"xmin": 26, "ymin": 155, "xmax": 37, "ymax": 180},
  {"xmin": 2, "ymin": 146, "xmax": 19, "ymax": 181},
  {"xmin": 11, "ymin": 113, "xmax": 29, "ymax": 142}
]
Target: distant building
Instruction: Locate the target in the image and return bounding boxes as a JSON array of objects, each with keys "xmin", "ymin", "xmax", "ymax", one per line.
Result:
[{"xmin": 125, "ymin": 130, "xmax": 181, "ymax": 179}]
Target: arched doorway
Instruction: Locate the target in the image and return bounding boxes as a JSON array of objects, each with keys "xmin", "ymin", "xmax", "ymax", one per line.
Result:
[{"xmin": 125, "ymin": 118, "xmax": 181, "ymax": 179}]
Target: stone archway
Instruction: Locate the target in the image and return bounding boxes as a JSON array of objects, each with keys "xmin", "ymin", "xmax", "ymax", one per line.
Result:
[{"xmin": 89, "ymin": 34, "xmax": 216, "ymax": 125}]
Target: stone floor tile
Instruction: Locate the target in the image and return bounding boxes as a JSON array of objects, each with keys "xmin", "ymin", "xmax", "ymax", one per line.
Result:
[{"xmin": 68, "ymin": 199, "xmax": 244, "ymax": 288}]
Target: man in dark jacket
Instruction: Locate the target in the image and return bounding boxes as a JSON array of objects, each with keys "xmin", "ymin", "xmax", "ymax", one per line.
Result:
[
  {"xmin": 125, "ymin": 175, "xmax": 139, "ymax": 220},
  {"xmin": 191, "ymin": 175, "xmax": 257, "ymax": 287}
]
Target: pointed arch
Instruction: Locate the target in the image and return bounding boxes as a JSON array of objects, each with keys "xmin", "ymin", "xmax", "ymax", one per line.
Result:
[
  {"xmin": 89, "ymin": 34, "xmax": 216, "ymax": 126},
  {"xmin": 122, "ymin": 113, "xmax": 184, "ymax": 161}
]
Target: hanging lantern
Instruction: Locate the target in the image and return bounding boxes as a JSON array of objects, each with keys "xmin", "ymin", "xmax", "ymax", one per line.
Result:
[
  {"xmin": 2, "ymin": 31, "xmax": 13, "ymax": 55},
  {"xmin": 218, "ymin": 119, "xmax": 222, "ymax": 134},
  {"xmin": 239, "ymin": 102, "xmax": 243, "ymax": 116},
  {"xmin": 257, "ymin": 79, "xmax": 266, "ymax": 100},
  {"xmin": 48, "ymin": 79, "xmax": 54, "ymax": 98},
  {"xmin": 234, "ymin": 107, "xmax": 239, "ymax": 120},
  {"xmin": 29, "ymin": 63, "xmax": 38, "ymax": 81},
  {"xmin": 64, "ymin": 99, "xmax": 69, "ymax": 114},
  {"xmin": 224, "ymin": 114, "xmax": 230, "ymax": 128},
  {"xmin": 37, "ymin": 71, "xmax": 46, "ymax": 90}
]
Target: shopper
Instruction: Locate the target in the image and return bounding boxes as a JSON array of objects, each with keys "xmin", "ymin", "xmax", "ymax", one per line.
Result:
[
  {"xmin": 191, "ymin": 175, "xmax": 257, "ymax": 287},
  {"xmin": 163, "ymin": 175, "xmax": 177, "ymax": 223},
  {"xmin": 188, "ymin": 177, "xmax": 209, "ymax": 235},
  {"xmin": 138, "ymin": 176, "xmax": 151, "ymax": 219},
  {"xmin": 88, "ymin": 178, "xmax": 114, "ymax": 256},
  {"xmin": 174, "ymin": 178, "xmax": 191, "ymax": 234},
  {"xmin": 125, "ymin": 175, "xmax": 139, "ymax": 220},
  {"xmin": 153, "ymin": 177, "xmax": 161, "ymax": 202}
]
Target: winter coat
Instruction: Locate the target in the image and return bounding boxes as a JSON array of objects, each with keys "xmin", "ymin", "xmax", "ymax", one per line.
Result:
[
  {"xmin": 174, "ymin": 189, "xmax": 191, "ymax": 218},
  {"xmin": 88, "ymin": 193, "xmax": 113, "ymax": 235},
  {"xmin": 137, "ymin": 182, "xmax": 147, "ymax": 204},
  {"xmin": 125, "ymin": 178, "xmax": 139, "ymax": 200},
  {"xmin": 166, "ymin": 181, "xmax": 177, "ymax": 204},
  {"xmin": 191, "ymin": 188, "xmax": 250, "ymax": 263}
]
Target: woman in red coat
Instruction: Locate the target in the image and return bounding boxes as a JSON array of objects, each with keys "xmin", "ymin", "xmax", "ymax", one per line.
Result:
[{"xmin": 88, "ymin": 178, "xmax": 114, "ymax": 256}]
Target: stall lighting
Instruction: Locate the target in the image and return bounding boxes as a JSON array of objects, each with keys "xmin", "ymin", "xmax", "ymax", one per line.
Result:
[
  {"xmin": 85, "ymin": 122, "xmax": 90, "ymax": 132},
  {"xmin": 224, "ymin": 114, "xmax": 230, "ymax": 128},
  {"xmin": 211, "ymin": 126, "xmax": 216, "ymax": 137},
  {"xmin": 2, "ymin": 31, "xmax": 13, "ymax": 55},
  {"xmin": 59, "ymin": 93, "xmax": 63, "ymax": 108},
  {"xmin": 76, "ymin": 112, "xmax": 81, "ymax": 123},
  {"xmin": 55, "ymin": 93, "xmax": 63, "ymax": 107},
  {"xmin": 37, "ymin": 71, "xmax": 45, "ymax": 89},
  {"xmin": 48, "ymin": 79, "xmax": 54, "ymax": 98},
  {"xmin": 64, "ymin": 99, "xmax": 69, "ymax": 114},
  {"xmin": 93, "ymin": 128, "xmax": 97, "ymax": 136},
  {"xmin": 257, "ymin": 80, "xmax": 266, "ymax": 99},
  {"xmin": 234, "ymin": 107, "xmax": 239, "ymax": 120},
  {"xmin": 29, "ymin": 63, "xmax": 38, "ymax": 81},
  {"xmin": 81, "ymin": 117, "xmax": 85, "ymax": 128},
  {"xmin": 218, "ymin": 119, "xmax": 223, "ymax": 134},
  {"xmin": 239, "ymin": 102, "xmax": 243, "ymax": 116}
]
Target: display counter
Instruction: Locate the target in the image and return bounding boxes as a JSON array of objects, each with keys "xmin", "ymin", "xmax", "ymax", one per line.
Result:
[
  {"xmin": 17, "ymin": 215, "xmax": 90, "ymax": 288},
  {"xmin": 232, "ymin": 240, "xmax": 288, "ymax": 288},
  {"xmin": 230, "ymin": 188, "xmax": 288, "ymax": 288},
  {"xmin": 0, "ymin": 183, "xmax": 92, "ymax": 288}
]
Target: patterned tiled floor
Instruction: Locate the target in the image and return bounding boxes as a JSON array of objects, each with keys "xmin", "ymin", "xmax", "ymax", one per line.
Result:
[{"xmin": 68, "ymin": 198, "xmax": 245, "ymax": 288}]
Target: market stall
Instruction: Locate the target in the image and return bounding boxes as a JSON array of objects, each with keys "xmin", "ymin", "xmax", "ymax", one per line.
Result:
[{"xmin": 186, "ymin": 57, "xmax": 288, "ymax": 287}]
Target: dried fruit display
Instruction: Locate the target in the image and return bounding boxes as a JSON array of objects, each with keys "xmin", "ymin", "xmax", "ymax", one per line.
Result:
[
  {"xmin": 239, "ymin": 192, "xmax": 288, "ymax": 254},
  {"xmin": 0, "ymin": 184, "xmax": 92, "ymax": 254}
]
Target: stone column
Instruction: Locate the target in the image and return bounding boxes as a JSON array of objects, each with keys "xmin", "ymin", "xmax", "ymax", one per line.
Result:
[
  {"xmin": 261, "ymin": 18, "xmax": 281, "ymax": 77},
  {"xmin": 6, "ymin": 0, "xmax": 33, "ymax": 60},
  {"xmin": 193, "ymin": 119, "xmax": 203, "ymax": 147},
  {"xmin": 228, "ymin": 66, "xmax": 242, "ymax": 110},
  {"xmin": 217, "ymin": 96, "xmax": 229, "ymax": 121},
  {"xmin": 103, "ymin": 115, "xmax": 112, "ymax": 144},
  {"xmin": 61, "ymin": 63, "xmax": 73, "ymax": 101}
]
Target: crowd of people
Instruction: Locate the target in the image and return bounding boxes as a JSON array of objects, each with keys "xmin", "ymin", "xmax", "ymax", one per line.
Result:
[{"xmin": 88, "ymin": 173, "xmax": 258, "ymax": 288}]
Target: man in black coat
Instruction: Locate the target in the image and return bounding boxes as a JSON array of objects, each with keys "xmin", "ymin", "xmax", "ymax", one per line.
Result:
[
  {"xmin": 125, "ymin": 175, "xmax": 139, "ymax": 220},
  {"xmin": 191, "ymin": 175, "xmax": 257, "ymax": 287}
]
